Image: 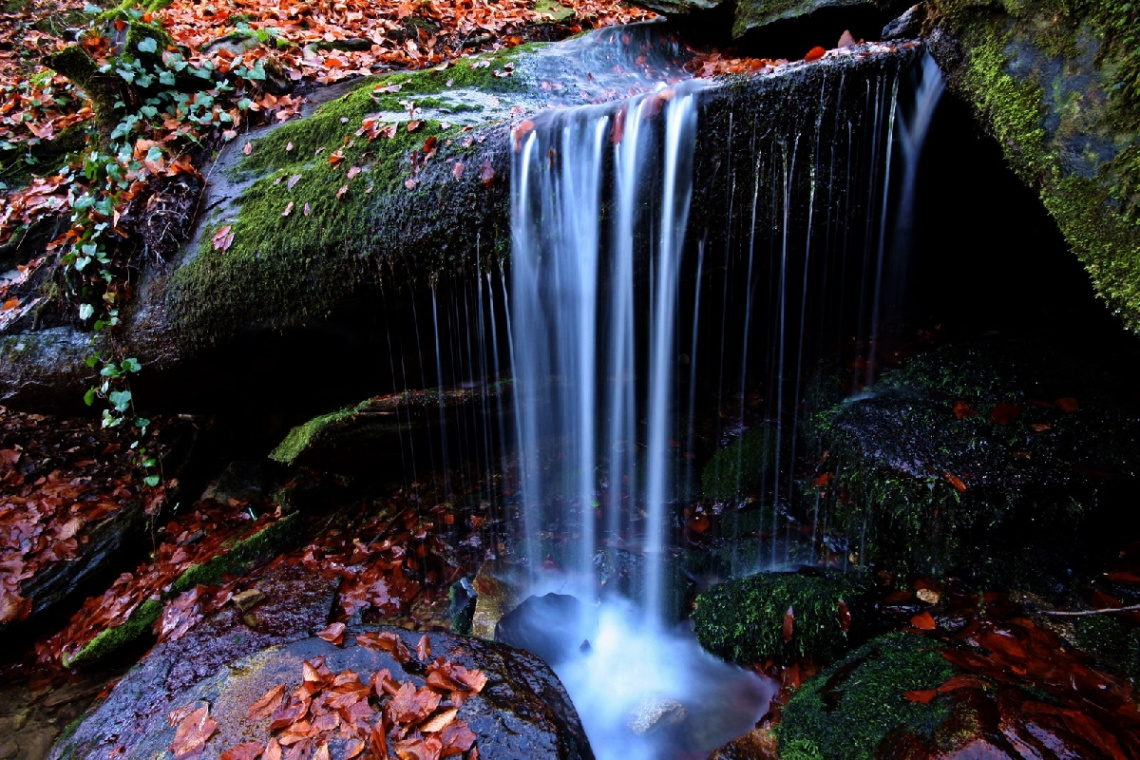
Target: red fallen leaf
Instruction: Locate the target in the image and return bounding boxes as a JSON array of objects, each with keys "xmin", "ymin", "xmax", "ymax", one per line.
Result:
[
  {"xmin": 170, "ymin": 705, "xmax": 217, "ymax": 759},
  {"xmin": 943, "ymin": 472, "xmax": 967, "ymax": 493},
  {"xmin": 611, "ymin": 105, "xmax": 626, "ymax": 145},
  {"xmin": 282, "ymin": 201, "xmax": 294, "ymax": 217},
  {"xmin": 357, "ymin": 631, "xmax": 412, "ymax": 663},
  {"xmin": 263, "ymin": 738, "xmax": 282, "ymax": 760},
  {"xmin": 248, "ymin": 682, "xmax": 286, "ymax": 720},
  {"xmin": 1105, "ymin": 570, "xmax": 1140, "ymax": 584},
  {"xmin": 903, "ymin": 689, "xmax": 938, "ymax": 704},
  {"xmin": 212, "ymin": 225, "xmax": 234, "ymax": 252},
  {"xmin": 910, "ymin": 611, "xmax": 937, "ymax": 630},
  {"xmin": 480, "ymin": 158, "xmax": 495, "ymax": 189},
  {"xmin": 336, "ymin": 184, "xmax": 349, "ymax": 200},
  {"xmin": 329, "ymin": 149, "xmax": 345, "ymax": 166},
  {"xmin": 1056, "ymin": 397, "xmax": 1079, "ymax": 413},
  {"xmin": 782, "ymin": 606, "xmax": 794, "ymax": 643},
  {"xmin": 242, "ymin": 141, "xmax": 253, "ymax": 155},
  {"xmin": 812, "ymin": 472, "xmax": 831, "ymax": 487},
  {"xmin": 781, "ymin": 662, "xmax": 802, "ymax": 691},
  {"xmin": 514, "ymin": 119, "xmax": 535, "ymax": 152},
  {"xmin": 838, "ymin": 30, "xmax": 856, "ymax": 48},
  {"xmin": 221, "ymin": 742, "xmax": 263, "ymax": 760},
  {"xmin": 836, "ymin": 599, "xmax": 851, "ymax": 633},
  {"xmin": 936, "ymin": 673, "xmax": 990, "ymax": 693},
  {"xmin": 990, "ymin": 403, "xmax": 1022, "ymax": 425},
  {"xmin": 804, "ymin": 46, "xmax": 826, "ymax": 62},
  {"xmin": 345, "ymin": 738, "xmax": 366, "ymax": 759},
  {"xmin": 406, "ymin": 120, "xmax": 422, "ymax": 132},
  {"xmin": 422, "ymin": 136, "xmax": 438, "ymax": 156},
  {"xmin": 1058, "ymin": 710, "xmax": 1128, "ymax": 760},
  {"xmin": 979, "ymin": 629, "xmax": 1026, "ymax": 661},
  {"xmin": 439, "ymin": 720, "xmax": 477, "ymax": 756},
  {"xmin": 687, "ymin": 514, "xmax": 710, "ymax": 533},
  {"xmin": 394, "ymin": 734, "xmax": 444, "ymax": 760},
  {"xmin": 312, "ymin": 744, "xmax": 331, "ymax": 760},
  {"xmin": 417, "ymin": 633, "xmax": 431, "ymax": 661},
  {"xmin": 1030, "ymin": 423, "xmax": 1051, "ymax": 432},
  {"xmin": 451, "ymin": 162, "xmax": 464, "ymax": 180},
  {"xmin": 317, "ymin": 622, "xmax": 346, "ymax": 645},
  {"xmin": 952, "ymin": 400, "xmax": 977, "ymax": 419},
  {"xmin": 2, "ymin": 298, "xmax": 18, "ymax": 311},
  {"xmin": 387, "ymin": 682, "xmax": 441, "ymax": 724}
]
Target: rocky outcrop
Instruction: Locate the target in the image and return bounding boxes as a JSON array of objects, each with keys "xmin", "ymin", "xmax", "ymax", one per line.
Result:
[{"xmin": 52, "ymin": 623, "xmax": 593, "ymax": 759}]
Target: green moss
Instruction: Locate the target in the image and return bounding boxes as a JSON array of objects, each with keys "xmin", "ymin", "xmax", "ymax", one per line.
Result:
[
  {"xmin": 702, "ymin": 427, "xmax": 776, "ymax": 501},
  {"xmin": 1070, "ymin": 613, "xmax": 1140, "ymax": 688},
  {"xmin": 171, "ymin": 513, "xmax": 301, "ymax": 592},
  {"xmin": 62, "ymin": 597, "xmax": 163, "ymax": 668},
  {"xmin": 777, "ymin": 632, "xmax": 954, "ymax": 760},
  {"xmin": 934, "ymin": 0, "xmax": 1140, "ymax": 332},
  {"xmin": 693, "ymin": 570, "xmax": 871, "ymax": 665}
]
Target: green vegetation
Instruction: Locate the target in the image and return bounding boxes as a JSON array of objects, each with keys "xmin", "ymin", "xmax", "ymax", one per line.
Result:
[
  {"xmin": 171, "ymin": 513, "xmax": 302, "ymax": 592},
  {"xmin": 804, "ymin": 341, "xmax": 1140, "ymax": 583},
  {"xmin": 693, "ymin": 569, "xmax": 871, "ymax": 665},
  {"xmin": 932, "ymin": 0, "xmax": 1140, "ymax": 333},
  {"xmin": 62, "ymin": 597, "xmax": 163, "ymax": 668},
  {"xmin": 777, "ymin": 632, "xmax": 954, "ymax": 760},
  {"xmin": 702, "ymin": 427, "xmax": 776, "ymax": 502}
]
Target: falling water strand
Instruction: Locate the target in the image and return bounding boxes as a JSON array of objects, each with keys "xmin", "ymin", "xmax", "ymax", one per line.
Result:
[
  {"xmin": 431, "ymin": 288, "xmax": 453, "ymax": 497},
  {"xmin": 866, "ymin": 74, "xmax": 900, "ymax": 388}
]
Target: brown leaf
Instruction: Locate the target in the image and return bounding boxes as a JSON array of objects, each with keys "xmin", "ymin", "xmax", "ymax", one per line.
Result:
[
  {"xmin": 347, "ymin": 166, "xmax": 362, "ymax": 180},
  {"xmin": 282, "ymin": 201, "xmax": 295, "ymax": 217},
  {"xmin": 781, "ymin": 606, "xmax": 794, "ymax": 643},
  {"xmin": 221, "ymin": 742, "xmax": 264, "ymax": 760},
  {"xmin": 329, "ymin": 148, "xmax": 345, "ymax": 166},
  {"xmin": 248, "ymin": 683, "xmax": 286, "ymax": 720},
  {"xmin": 910, "ymin": 611, "xmax": 937, "ymax": 630},
  {"xmin": 1056, "ymin": 397, "xmax": 1079, "ymax": 413},
  {"xmin": 336, "ymin": 184, "xmax": 349, "ymax": 200},
  {"xmin": 451, "ymin": 162, "xmax": 464, "ymax": 181},
  {"xmin": 317, "ymin": 622, "xmax": 346, "ymax": 646},
  {"xmin": 480, "ymin": 158, "xmax": 495, "ymax": 190},
  {"xmin": 416, "ymin": 633, "xmax": 431, "ymax": 661},
  {"xmin": 838, "ymin": 30, "xmax": 857, "ymax": 48},
  {"xmin": 943, "ymin": 472, "xmax": 967, "ymax": 493},
  {"xmin": 804, "ymin": 46, "xmax": 826, "ymax": 62},
  {"xmin": 421, "ymin": 708, "xmax": 458, "ymax": 733},
  {"xmin": 243, "ymin": 141, "xmax": 253, "ymax": 155},
  {"xmin": 990, "ymin": 403, "xmax": 1022, "ymax": 425},
  {"xmin": 212, "ymin": 225, "xmax": 234, "ymax": 252},
  {"xmin": 406, "ymin": 120, "xmax": 422, "ymax": 132},
  {"xmin": 903, "ymin": 689, "xmax": 938, "ymax": 704},
  {"xmin": 170, "ymin": 705, "xmax": 218, "ymax": 760},
  {"xmin": 836, "ymin": 599, "xmax": 851, "ymax": 633},
  {"xmin": 952, "ymin": 400, "xmax": 977, "ymax": 419}
]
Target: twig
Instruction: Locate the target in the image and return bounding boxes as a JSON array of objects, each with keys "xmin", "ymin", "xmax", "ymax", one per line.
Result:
[{"xmin": 1040, "ymin": 604, "xmax": 1140, "ymax": 617}]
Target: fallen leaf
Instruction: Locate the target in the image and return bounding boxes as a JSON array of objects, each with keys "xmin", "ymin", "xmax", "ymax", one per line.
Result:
[
  {"xmin": 943, "ymin": 472, "xmax": 967, "ymax": 493},
  {"xmin": 248, "ymin": 683, "xmax": 286, "ymax": 720},
  {"xmin": 170, "ymin": 705, "xmax": 217, "ymax": 759},
  {"xmin": 1056, "ymin": 397, "xmax": 1079, "ymax": 413},
  {"xmin": 910, "ymin": 611, "xmax": 937, "ymax": 630},
  {"xmin": 451, "ymin": 162, "xmax": 464, "ymax": 181},
  {"xmin": 347, "ymin": 166, "xmax": 362, "ymax": 180},
  {"xmin": 242, "ymin": 141, "xmax": 253, "ymax": 155},
  {"xmin": 903, "ymin": 689, "xmax": 938, "ymax": 704},
  {"xmin": 916, "ymin": 588, "xmax": 941, "ymax": 605},
  {"xmin": 421, "ymin": 708, "xmax": 459, "ymax": 733},
  {"xmin": 287, "ymin": 174, "xmax": 302, "ymax": 190},
  {"xmin": 990, "ymin": 403, "xmax": 1022, "ymax": 425},
  {"xmin": 480, "ymin": 158, "xmax": 495, "ymax": 190},
  {"xmin": 838, "ymin": 30, "xmax": 856, "ymax": 48},
  {"xmin": 417, "ymin": 633, "xmax": 431, "ymax": 661},
  {"xmin": 285, "ymin": 142, "xmax": 294, "ymax": 152},
  {"xmin": 212, "ymin": 225, "xmax": 234, "ymax": 252},
  {"xmin": 952, "ymin": 401, "xmax": 977, "ymax": 419},
  {"xmin": 336, "ymin": 184, "xmax": 349, "ymax": 200},
  {"xmin": 2, "ymin": 298, "xmax": 18, "ymax": 311},
  {"xmin": 782, "ymin": 606, "xmax": 794, "ymax": 643},
  {"xmin": 282, "ymin": 201, "xmax": 295, "ymax": 217},
  {"xmin": 406, "ymin": 120, "xmax": 422, "ymax": 132},
  {"xmin": 805, "ymin": 46, "xmax": 826, "ymax": 62},
  {"xmin": 221, "ymin": 742, "xmax": 264, "ymax": 760},
  {"xmin": 303, "ymin": 203, "xmax": 312, "ymax": 216},
  {"xmin": 836, "ymin": 599, "xmax": 851, "ymax": 633},
  {"xmin": 318, "ymin": 622, "xmax": 346, "ymax": 645}
]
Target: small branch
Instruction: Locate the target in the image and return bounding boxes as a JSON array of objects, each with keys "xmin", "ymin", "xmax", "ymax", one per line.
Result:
[{"xmin": 1040, "ymin": 604, "xmax": 1140, "ymax": 617}]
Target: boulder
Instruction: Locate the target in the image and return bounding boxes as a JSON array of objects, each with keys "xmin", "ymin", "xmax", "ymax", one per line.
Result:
[
  {"xmin": 926, "ymin": 0, "xmax": 1140, "ymax": 335},
  {"xmin": 51, "ymin": 624, "xmax": 593, "ymax": 759},
  {"xmin": 0, "ymin": 24, "xmax": 921, "ymax": 416},
  {"xmin": 805, "ymin": 340, "xmax": 1140, "ymax": 584}
]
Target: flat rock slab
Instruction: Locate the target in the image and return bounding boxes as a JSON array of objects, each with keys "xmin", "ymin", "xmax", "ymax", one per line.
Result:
[{"xmin": 51, "ymin": 623, "xmax": 592, "ymax": 759}]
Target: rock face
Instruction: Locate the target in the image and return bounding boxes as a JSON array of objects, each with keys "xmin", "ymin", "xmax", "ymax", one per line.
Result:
[
  {"xmin": 51, "ymin": 625, "xmax": 593, "ymax": 759},
  {"xmin": 805, "ymin": 340, "xmax": 1140, "ymax": 584},
  {"xmin": 924, "ymin": 0, "xmax": 1140, "ymax": 334},
  {"xmin": 0, "ymin": 24, "xmax": 920, "ymax": 415}
]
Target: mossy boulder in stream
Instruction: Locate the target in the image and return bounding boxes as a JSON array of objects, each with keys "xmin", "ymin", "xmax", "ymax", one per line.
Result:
[
  {"xmin": 702, "ymin": 427, "xmax": 776, "ymax": 502},
  {"xmin": 806, "ymin": 340, "xmax": 1140, "ymax": 585},
  {"xmin": 693, "ymin": 569, "xmax": 872, "ymax": 665}
]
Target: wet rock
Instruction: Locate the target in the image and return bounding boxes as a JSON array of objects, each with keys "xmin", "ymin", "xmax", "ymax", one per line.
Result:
[
  {"xmin": 470, "ymin": 559, "xmax": 523, "ymax": 639},
  {"xmin": 693, "ymin": 569, "xmax": 871, "ymax": 666},
  {"xmin": 806, "ymin": 340, "xmax": 1140, "ymax": 585},
  {"xmin": 628, "ymin": 693, "xmax": 686, "ymax": 735},
  {"xmin": 926, "ymin": 0, "xmax": 1140, "ymax": 335},
  {"xmin": 709, "ymin": 727, "xmax": 779, "ymax": 760},
  {"xmin": 496, "ymin": 592, "xmax": 588, "ymax": 667},
  {"xmin": 52, "ymin": 626, "xmax": 593, "ymax": 759},
  {"xmin": 881, "ymin": 3, "xmax": 925, "ymax": 40}
]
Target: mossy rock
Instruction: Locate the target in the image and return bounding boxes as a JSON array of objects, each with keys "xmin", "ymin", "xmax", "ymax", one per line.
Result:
[
  {"xmin": 693, "ymin": 569, "xmax": 871, "ymax": 665},
  {"xmin": 806, "ymin": 340, "xmax": 1140, "ymax": 584},
  {"xmin": 702, "ymin": 427, "xmax": 776, "ymax": 502},
  {"xmin": 776, "ymin": 632, "xmax": 955, "ymax": 760},
  {"xmin": 929, "ymin": 0, "xmax": 1140, "ymax": 335}
]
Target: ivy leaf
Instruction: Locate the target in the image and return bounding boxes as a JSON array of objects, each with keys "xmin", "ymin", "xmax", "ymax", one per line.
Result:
[
  {"xmin": 79, "ymin": 303, "xmax": 94, "ymax": 321},
  {"xmin": 108, "ymin": 390, "xmax": 132, "ymax": 413},
  {"xmin": 137, "ymin": 37, "xmax": 158, "ymax": 54},
  {"xmin": 144, "ymin": 475, "xmax": 161, "ymax": 487},
  {"xmin": 83, "ymin": 388, "xmax": 97, "ymax": 407}
]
